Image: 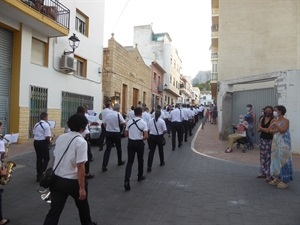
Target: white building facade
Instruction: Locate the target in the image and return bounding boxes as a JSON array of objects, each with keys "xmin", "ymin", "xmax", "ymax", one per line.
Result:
[
  {"xmin": 0, "ymin": 0, "xmax": 104, "ymax": 142},
  {"xmin": 134, "ymin": 25, "xmax": 181, "ymax": 106}
]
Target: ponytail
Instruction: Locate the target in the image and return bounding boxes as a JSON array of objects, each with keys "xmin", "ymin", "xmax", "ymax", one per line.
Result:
[{"xmin": 154, "ymin": 110, "xmax": 161, "ymax": 122}]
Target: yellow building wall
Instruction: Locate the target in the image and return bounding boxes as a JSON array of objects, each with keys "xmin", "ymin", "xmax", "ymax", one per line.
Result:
[{"xmin": 103, "ymin": 36, "xmax": 152, "ymax": 114}]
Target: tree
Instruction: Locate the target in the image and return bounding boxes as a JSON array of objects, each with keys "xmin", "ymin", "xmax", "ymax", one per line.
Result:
[{"xmin": 193, "ymin": 80, "xmax": 211, "ymax": 91}]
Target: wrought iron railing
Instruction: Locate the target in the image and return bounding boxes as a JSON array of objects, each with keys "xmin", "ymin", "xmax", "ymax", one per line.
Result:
[
  {"xmin": 29, "ymin": 86, "xmax": 48, "ymax": 138},
  {"xmin": 20, "ymin": 0, "xmax": 70, "ymax": 29},
  {"xmin": 61, "ymin": 92, "xmax": 94, "ymax": 129}
]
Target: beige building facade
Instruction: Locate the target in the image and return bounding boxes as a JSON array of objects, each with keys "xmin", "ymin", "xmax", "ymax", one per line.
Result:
[
  {"xmin": 211, "ymin": 0, "xmax": 300, "ymax": 153},
  {"xmin": 102, "ymin": 35, "xmax": 152, "ymax": 115}
]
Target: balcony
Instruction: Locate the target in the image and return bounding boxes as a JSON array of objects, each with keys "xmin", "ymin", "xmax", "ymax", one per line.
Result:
[
  {"xmin": 211, "ymin": 72, "xmax": 218, "ymax": 81},
  {"xmin": 157, "ymin": 84, "xmax": 163, "ymax": 92},
  {"xmin": 211, "ymin": 52, "xmax": 218, "ymax": 59},
  {"xmin": 1, "ymin": 0, "xmax": 70, "ymax": 37}
]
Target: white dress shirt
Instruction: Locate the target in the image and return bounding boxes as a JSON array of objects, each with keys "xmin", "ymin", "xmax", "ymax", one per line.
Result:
[
  {"xmin": 33, "ymin": 120, "xmax": 51, "ymax": 140},
  {"xmin": 127, "ymin": 110, "xmax": 135, "ymax": 121},
  {"xmin": 101, "ymin": 108, "xmax": 112, "ymax": 121},
  {"xmin": 53, "ymin": 132, "xmax": 87, "ymax": 179},
  {"xmin": 151, "ymin": 110, "xmax": 166, "ymax": 119},
  {"xmin": 182, "ymin": 108, "xmax": 190, "ymax": 121},
  {"xmin": 126, "ymin": 117, "xmax": 148, "ymax": 140},
  {"xmin": 142, "ymin": 112, "xmax": 152, "ymax": 124},
  {"xmin": 148, "ymin": 118, "xmax": 167, "ymax": 135},
  {"xmin": 170, "ymin": 108, "xmax": 183, "ymax": 122},
  {"xmin": 103, "ymin": 111, "xmax": 125, "ymax": 132}
]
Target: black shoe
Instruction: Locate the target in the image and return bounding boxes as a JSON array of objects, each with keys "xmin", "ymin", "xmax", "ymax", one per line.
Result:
[
  {"xmin": 189, "ymin": 133, "xmax": 193, "ymax": 136},
  {"xmin": 147, "ymin": 167, "xmax": 151, "ymax": 173},
  {"xmin": 102, "ymin": 166, "xmax": 108, "ymax": 172},
  {"xmin": 90, "ymin": 158, "xmax": 94, "ymax": 162},
  {"xmin": 172, "ymin": 148, "xmax": 175, "ymax": 151},
  {"xmin": 160, "ymin": 162, "xmax": 165, "ymax": 166},
  {"xmin": 178, "ymin": 142, "xmax": 182, "ymax": 147},
  {"xmin": 85, "ymin": 173, "xmax": 95, "ymax": 179},
  {"xmin": 124, "ymin": 181, "xmax": 131, "ymax": 191},
  {"xmin": 99, "ymin": 147, "xmax": 103, "ymax": 151},
  {"xmin": 89, "ymin": 222, "xmax": 97, "ymax": 225},
  {"xmin": 118, "ymin": 161, "xmax": 126, "ymax": 166},
  {"xmin": 184, "ymin": 139, "xmax": 187, "ymax": 142},
  {"xmin": 138, "ymin": 175, "xmax": 146, "ymax": 182}
]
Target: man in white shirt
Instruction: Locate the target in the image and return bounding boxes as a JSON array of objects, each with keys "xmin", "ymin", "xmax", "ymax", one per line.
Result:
[
  {"xmin": 151, "ymin": 105, "xmax": 166, "ymax": 120},
  {"xmin": 126, "ymin": 106, "xmax": 135, "ymax": 121},
  {"xmin": 169, "ymin": 104, "xmax": 185, "ymax": 151},
  {"xmin": 142, "ymin": 107, "xmax": 151, "ymax": 124},
  {"xmin": 98, "ymin": 102, "xmax": 112, "ymax": 151},
  {"xmin": 182, "ymin": 104, "xmax": 191, "ymax": 142},
  {"xmin": 123, "ymin": 107, "xmax": 148, "ymax": 191},
  {"xmin": 102, "ymin": 104, "xmax": 126, "ymax": 172},
  {"xmin": 33, "ymin": 112, "xmax": 52, "ymax": 182},
  {"xmin": 43, "ymin": 114, "xmax": 96, "ymax": 225}
]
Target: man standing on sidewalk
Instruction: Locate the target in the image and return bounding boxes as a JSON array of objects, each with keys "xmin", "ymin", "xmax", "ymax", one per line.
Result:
[
  {"xmin": 123, "ymin": 107, "xmax": 148, "ymax": 191},
  {"xmin": 33, "ymin": 112, "xmax": 51, "ymax": 182},
  {"xmin": 101, "ymin": 104, "xmax": 126, "ymax": 172}
]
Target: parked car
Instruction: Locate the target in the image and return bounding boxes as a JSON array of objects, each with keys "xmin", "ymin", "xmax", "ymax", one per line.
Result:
[{"xmin": 88, "ymin": 113, "xmax": 102, "ymax": 145}]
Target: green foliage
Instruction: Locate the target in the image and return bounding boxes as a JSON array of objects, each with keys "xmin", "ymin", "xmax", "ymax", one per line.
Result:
[{"xmin": 193, "ymin": 80, "xmax": 211, "ymax": 91}]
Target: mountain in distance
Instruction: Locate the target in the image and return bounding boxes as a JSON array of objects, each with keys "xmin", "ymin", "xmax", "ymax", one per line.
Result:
[{"xmin": 192, "ymin": 71, "xmax": 211, "ymax": 85}]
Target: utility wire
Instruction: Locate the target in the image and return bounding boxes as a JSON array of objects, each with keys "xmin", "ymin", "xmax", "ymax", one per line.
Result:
[{"xmin": 112, "ymin": 0, "xmax": 131, "ymax": 32}]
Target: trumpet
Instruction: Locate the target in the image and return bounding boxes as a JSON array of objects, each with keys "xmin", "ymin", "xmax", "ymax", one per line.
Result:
[
  {"xmin": 0, "ymin": 134, "xmax": 16, "ymax": 185},
  {"xmin": 36, "ymin": 186, "xmax": 51, "ymax": 203}
]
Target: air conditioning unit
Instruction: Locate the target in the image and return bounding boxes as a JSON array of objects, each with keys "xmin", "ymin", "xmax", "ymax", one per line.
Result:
[{"xmin": 60, "ymin": 55, "xmax": 75, "ymax": 73}]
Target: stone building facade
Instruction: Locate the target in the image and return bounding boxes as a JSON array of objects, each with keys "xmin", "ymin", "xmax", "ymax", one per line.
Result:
[{"xmin": 102, "ymin": 35, "xmax": 152, "ymax": 115}]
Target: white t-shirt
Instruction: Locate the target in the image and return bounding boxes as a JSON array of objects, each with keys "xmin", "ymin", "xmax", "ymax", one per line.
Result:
[
  {"xmin": 126, "ymin": 117, "xmax": 148, "ymax": 140},
  {"xmin": 142, "ymin": 112, "xmax": 151, "ymax": 124},
  {"xmin": 127, "ymin": 110, "xmax": 135, "ymax": 121},
  {"xmin": 148, "ymin": 118, "xmax": 167, "ymax": 135},
  {"xmin": 53, "ymin": 132, "xmax": 87, "ymax": 179},
  {"xmin": 103, "ymin": 111, "xmax": 125, "ymax": 132}
]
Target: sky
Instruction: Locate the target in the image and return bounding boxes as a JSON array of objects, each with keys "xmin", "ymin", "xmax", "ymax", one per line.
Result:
[{"xmin": 103, "ymin": 0, "xmax": 212, "ymax": 78}]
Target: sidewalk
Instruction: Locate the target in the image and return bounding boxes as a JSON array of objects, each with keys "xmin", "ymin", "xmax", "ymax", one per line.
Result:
[{"xmin": 193, "ymin": 121, "xmax": 300, "ymax": 170}]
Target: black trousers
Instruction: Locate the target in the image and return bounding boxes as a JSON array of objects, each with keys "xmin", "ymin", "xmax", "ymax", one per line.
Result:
[
  {"xmin": 195, "ymin": 114, "xmax": 199, "ymax": 123},
  {"xmin": 102, "ymin": 132, "xmax": 122, "ymax": 167},
  {"xmin": 98, "ymin": 124, "xmax": 106, "ymax": 150},
  {"xmin": 34, "ymin": 140, "xmax": 50, "ymax": 179},
  {"xmin": 43, "ymin": 175, "xmax": 92, "ymax": 225},
  {"xmin": 125, "ymin": 140, "xmax": 144, "ymax": 181},
  {"xmin": 147, "ymin": 134, "xmax": 164, "ymax": 168},
  {"xmin": 85, "ymin": 140, "xmax": 92, "ymax": 174},
  {"xmin": 183, "ymin": 120, "xmax": 190, "ymax": 141},
  {"xmin": 0, "ymin": 191, "xmax": 3, "ymax": 220},
  {"xmin": 171, "ymin": 122, "xmax": 184, "ymax": 149}
]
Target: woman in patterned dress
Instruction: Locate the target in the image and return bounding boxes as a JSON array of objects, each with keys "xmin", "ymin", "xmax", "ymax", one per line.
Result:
[
  {"xmin": 268, "ymin": 105, "xmax": 293, "ymax": 189},
  {"xmin": 257, "ymin": 106, "xmax": 274, "ymax": 180}
]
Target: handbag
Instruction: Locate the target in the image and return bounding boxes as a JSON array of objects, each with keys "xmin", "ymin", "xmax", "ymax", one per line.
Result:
[
  {"xmin": 153, "ymin": 119, "xmax": 166, "ymax": 146},
  {"xmin": 39, "ymin": 135, "xmax": 80, "ymax": 188}
]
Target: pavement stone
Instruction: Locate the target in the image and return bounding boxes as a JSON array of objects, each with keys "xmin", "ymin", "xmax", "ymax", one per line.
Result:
[{"xmin": 2, "ymin": 122, "xmax": 300, "ymax": 225}]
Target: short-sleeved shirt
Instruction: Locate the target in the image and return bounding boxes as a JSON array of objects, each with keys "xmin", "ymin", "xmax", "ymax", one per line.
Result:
[
  {"xmin": 126, "ymin": 117, "xmax": 148, "ymax": 140},
  {"xmin": 103, "ymin": 111, "xmax": 125, "ymax": 132},
  {"xmin": 170, "ymin": 108, "xmax": 183, "ymax": 122},
  {"xmin": 0, "ymin": 140, "xmax": 5, "ymax": 153},
  {"xmin": 53, "ymin": 132, "xmax": 87, "ymax": 179},
  {"xmin": 33, "ymin": 120, "xmax": 51, "ymax": 140},
  {"xmin": 148, "ymin": 118, "xmax": 167, "ymax": 135},
  {"xmin": 142, "ymin": 112, "xmax": 151, "ymax": 124},
  {"xmin": 127, "ymin": 110, "xmax": 135, "ymax": 121},
  {"xmin": 101, "ymin": 108, "xmax": 112, "ymax": 121}
]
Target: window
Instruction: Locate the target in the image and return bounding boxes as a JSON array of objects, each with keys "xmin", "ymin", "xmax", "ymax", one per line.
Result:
[
  {"xmin": 61, "ymin": 92, "xmax": 93, "ymax": 128},
  {"xmin": 31, "ymin": 38, "xmax": 48, "ymax": 66},
  {"xmin": 176, "ymin": 81, "xmax": 178, "ymax": 89},
  {"xmin": 75, "ymin": 9, "xmax": 89, "ymax": 36},
  {"xmin": 74, "ymin": 55, "xmax": 87, "ymax": 77},
  {"xmin": 170, "ymin": 75, "xmax": 172, "ymax": 84},
  {"xmin": 173, "ymin": 78, "xmax": 175, "ymax": 86},
  {"xmin": 153, "ymin": 72, "xmax": 157, "ymax": 82}
]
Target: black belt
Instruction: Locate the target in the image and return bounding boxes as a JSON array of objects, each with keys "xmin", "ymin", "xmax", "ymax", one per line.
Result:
[
  {"xmin": 128, "ymin": 139, "xmax": 143, "ymax": 142},
  {"xmin": 34, "ymin": 139, "xmax": 46, "ymax": 142}
]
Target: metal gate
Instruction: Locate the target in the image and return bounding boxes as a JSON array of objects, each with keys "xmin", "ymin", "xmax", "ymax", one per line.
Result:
[
  {"xmin": 0, "ymin": 28, "xmax": 13, "ymax": 134},
  {"xmin": 232, "ymin": 88, "xmax": 277, "ymax": 144}
]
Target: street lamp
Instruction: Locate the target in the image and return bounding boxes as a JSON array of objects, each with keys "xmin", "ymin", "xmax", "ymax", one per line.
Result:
[{"xmin": 64, "ymin": 33, "xmax": 80, "ymax": 55}]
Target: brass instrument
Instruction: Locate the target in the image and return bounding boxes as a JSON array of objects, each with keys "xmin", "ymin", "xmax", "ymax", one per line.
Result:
[{"xmin": 0, "ymin": 134, "xmax": 16, "ymax": 185}]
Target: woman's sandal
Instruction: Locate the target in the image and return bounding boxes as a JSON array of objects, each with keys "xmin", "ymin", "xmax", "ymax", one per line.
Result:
[
  {"xmin": 277, "ymin": 181, "xmax": 288, "ymax": 189},
  {"xmin": 225, "ymin": 148, "xmax": 232, "ymax": 153},
  {"xmin": 269, "ymin": 178, "xmax": 280, "ymax": 185}
]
